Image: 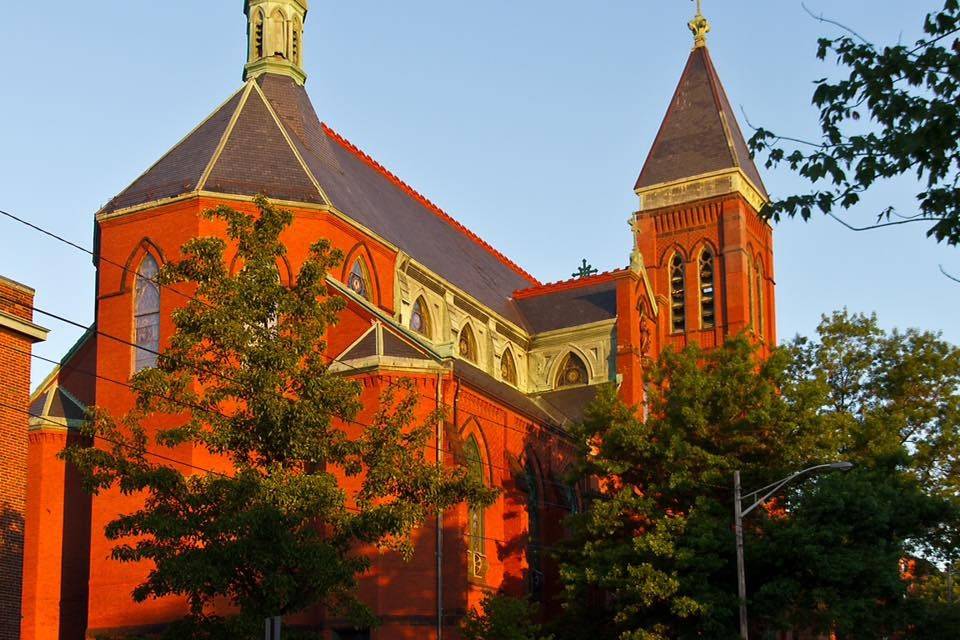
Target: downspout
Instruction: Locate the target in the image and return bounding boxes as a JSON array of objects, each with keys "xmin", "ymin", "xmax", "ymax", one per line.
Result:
[
  {"xmin": 436, "ymin": 373, "xmax": 444, "ymax": 640},
  {"xmin": 436, "ymin": 374, "xmax": 462, "ymax": 639}
]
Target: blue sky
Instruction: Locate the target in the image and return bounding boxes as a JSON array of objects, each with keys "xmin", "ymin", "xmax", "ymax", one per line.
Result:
[{"xmin": 1, "ymin": 1, "xmax": 957, "ymax": 386}]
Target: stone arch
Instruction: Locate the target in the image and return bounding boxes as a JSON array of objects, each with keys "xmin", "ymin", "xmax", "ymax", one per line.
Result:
[
  {"xmin": 120, "ymin": 238, "xmax": 165, "ymax": 294},
  {"xmin": 457, "ymin": 321, "xmax": 480, "ymax": 364},
  {"xmin": 342, "ymin": 242, "xmax": 382, "ymax": 306},
  {"xmin": 549, "ymin": 347, "xmax": 592, "ymax": 389}
]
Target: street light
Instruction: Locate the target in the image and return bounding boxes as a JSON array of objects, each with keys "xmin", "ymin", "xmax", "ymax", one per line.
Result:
[{"xmin": 734, "ymin": 462, "xmax": 854, "ymax": 640}]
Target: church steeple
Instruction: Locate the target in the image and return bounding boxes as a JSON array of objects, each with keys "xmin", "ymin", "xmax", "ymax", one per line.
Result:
[
  {"xmin": 630, "ymin": 12, "xmax": 776, "ymax": 351},
  {"xmin": 244, "ymin": 0, "xmax": 308, "ymax": 85},
  {"xmin": 633, "ymin": 40, "xmax": 768, "ymax": 213}
]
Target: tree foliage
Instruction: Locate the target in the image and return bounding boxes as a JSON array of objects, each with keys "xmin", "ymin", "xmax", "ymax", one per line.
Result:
[
  {"xmin": 461, "ymin": 593, "xmax": 553, "ymax": 640},
  {"xmin": 748, "ymin": 0, "xmax": 960, "ymax": 246},
  {"xmin": 553, "ymin": 315, "xmax": 960, "ymax": 640},
  {"xmin": 64, "ymin": 197, "xmax": 494, "ymax": 637}
]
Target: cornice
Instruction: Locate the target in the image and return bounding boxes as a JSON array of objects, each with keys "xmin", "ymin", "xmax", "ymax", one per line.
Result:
[
  {"xmin": 0, "ymin": 309, "xmax": 48, "ymax": 342},
  {"xmin": 635, "ymin": 167, "xmax": 767, "ymax": 214}
]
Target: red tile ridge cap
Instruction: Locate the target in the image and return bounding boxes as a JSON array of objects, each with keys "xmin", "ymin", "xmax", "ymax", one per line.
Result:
[
  {"xmin": 512, "ymin": 268, "xmax": 631, "ymax": 300},
  {"xmin": 321, "ymin": 123, "xmax": 541, "ymax": 287}
]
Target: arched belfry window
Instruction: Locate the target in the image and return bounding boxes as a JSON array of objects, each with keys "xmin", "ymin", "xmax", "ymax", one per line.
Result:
[
  {"xmin": 458, "ymin": 324, "xmax": 478, "ymax": 363},
  {"xmin": 524, "ymin": 459, "xmax": 543, "ymax": 600},
  {"xmin": 410, "ymin": 297, "xmax": 431, "ymax": 338},
  {"xmin": 134, "ymin": 254, "xmax": 161, "ymax": 373},
  {"xmin": 292, "ymin": 18, "xmax": 302, "ymax": 65},
  {"xmin": 465, "ymin": 435, "xmax": 486, "ymax": 579},
  {"xmin": 253, "ymin": 9, "xmax": 265, "ymax": 59},
  {"xmin": 500, "ymin": 349, "xmax": 518, "ymax": 386},
  {"xmin": 556, "ymin": 352, "xmax": 588, "ymax": 388},
  {"xmin": 348, "ymin": 259, "xmax": 370, "ymax": 300},
  {"xmin": 698, "ymin": 248, "xmax": 716, "ymax": 329},
  {"xmin": 670, "ymin": 253, "xmax": 686, "ymax": 334}
]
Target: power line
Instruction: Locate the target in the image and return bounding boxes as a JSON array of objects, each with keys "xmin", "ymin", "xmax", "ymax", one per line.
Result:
[
  {"xmin": 2, "ymin": 339, "xmax": 580, "ymax": 505},
  {"xmin": 0, "ymin": 206, "xmax": 576, "ymax": 447}
]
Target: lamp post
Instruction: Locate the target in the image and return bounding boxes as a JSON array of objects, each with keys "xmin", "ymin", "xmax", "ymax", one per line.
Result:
[{"xmin": 734, "ymin": 462, "xmax": 854, "ymax": 640}]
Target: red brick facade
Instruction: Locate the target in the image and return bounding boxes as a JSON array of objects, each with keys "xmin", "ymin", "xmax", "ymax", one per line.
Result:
[{"xmin": 0, "ymin": 276, "xmax": 46, "ymax": 640}]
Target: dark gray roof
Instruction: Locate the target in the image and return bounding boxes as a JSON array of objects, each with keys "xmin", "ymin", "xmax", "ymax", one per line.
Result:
[
  {"xmin": 536, "ymin": 385, "xmax": 602, "ymax": 427},
  {"xmin": 30, "ymin": 387, "xmax": 87, "ymax": 423},
  {"xmin": 635, "ymin": 46, "xmax": 768, "ymax": 199},
  {"xmin": 101, "ymin": 73, "xmax": 538, "ymax": 326},
  {"xmin": 514, "ymin": 280, "xmax": 619, "ymax": 333}
]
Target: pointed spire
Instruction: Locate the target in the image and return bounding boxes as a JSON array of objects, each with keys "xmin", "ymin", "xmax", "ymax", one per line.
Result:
[
  {"xmin": 634, "ymin": 43, "xmax": 768, "ymax": 212},
  {"xmin": 688, "ymin": 0, "xmax": 710, "ymax": 49},
  {"xmin": 244, "ymin": 0, "xmax": 309, "ymax": 85}
]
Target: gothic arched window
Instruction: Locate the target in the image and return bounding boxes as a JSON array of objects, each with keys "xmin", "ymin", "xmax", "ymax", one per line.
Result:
[
  {"xmin": 698, "ymin": 248, "xmax": 716, "ymax": 329},
  {"xmin": 348, "ymin": 259, "xmax": 370, "ymax": 300},
  {"xmin": 253, "ymin": 9, "xmax": 265, "ymax": 59},
  {"xmin": 458, "ymin": 324, "xmax": 478, "ymax": 363},
  {"xmin": 410, "ymin": 297, "xmax": 430, "ymax": 338},
  {"xmin": 556, "ymin": 352, "xmax": 588, "ymax": 388},
  {"xmin": 670, "ymin": 252, "xmax": 686, "ymax": 333},
  {"xmin": 524, "ymin": 459, "xmax": 543, "ymax": 600},
  {"xmin": 134, "ymin": 254, "xmax": 160, "ymax": 373},
  {"xmin": 292, "ymin": 18, "xmax": 302, "ymax": 65},
  {"xmin": 465, "ymin": 435, "xmax": 486, "ymax": 578},
  {"xmin": 500, "ymin": 349, "xmax": 518, "ymax": 386}
]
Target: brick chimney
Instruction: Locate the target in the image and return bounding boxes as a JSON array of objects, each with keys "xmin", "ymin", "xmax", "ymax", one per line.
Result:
[{"xmin": 0, "ymin": 276, "xmax": 48, "ymax": 640}]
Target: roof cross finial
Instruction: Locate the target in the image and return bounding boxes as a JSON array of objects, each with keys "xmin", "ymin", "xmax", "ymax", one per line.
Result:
[{"xmin": 689, "ymin": 0, "xmax": 710, "ymax": 49}]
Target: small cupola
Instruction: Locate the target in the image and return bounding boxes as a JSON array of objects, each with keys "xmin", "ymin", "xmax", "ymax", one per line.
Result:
[{"xmin": 244, "ymin": 0, "xmax": 308, "ymax": 85}]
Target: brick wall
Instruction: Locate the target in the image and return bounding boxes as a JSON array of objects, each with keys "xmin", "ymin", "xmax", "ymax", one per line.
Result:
[{"xmin": 0, "ymin": 276, "xmax": 43, "ymax": 640}]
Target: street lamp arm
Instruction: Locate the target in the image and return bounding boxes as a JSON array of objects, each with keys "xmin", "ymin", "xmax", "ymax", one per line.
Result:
[{"xmin": 740, "ymin": 463, "xmax": 854, "ymax": 518}]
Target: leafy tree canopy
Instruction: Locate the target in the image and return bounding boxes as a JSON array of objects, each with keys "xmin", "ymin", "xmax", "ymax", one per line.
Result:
[
  {"xmin": 748, "ymin": 0, "xmax": 960, "ymax": 246},
  {"xmin": 553, "ymin": 313, "xmax": 959, "ymax": 640},
  {"xmin": 64, "ymin": 197, "xmax": 495, "ymax": 637}
]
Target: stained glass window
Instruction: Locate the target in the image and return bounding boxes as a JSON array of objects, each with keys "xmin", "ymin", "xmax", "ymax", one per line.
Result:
[
  {"xmin": 410, "ymin": 297, "xmax": 430, "ymax": 337},
  {"xmin": 348, "ymin": 259, "xmax": 369, "ymax": 300},
  {"xmin": 465, "ymin": 435, "xmax": 486, "ymax": 578},
  {"xmin": 459, "ymin": 324, "xmax": 477, "ymax": 363},
  {"xmin": 500, "ymin": 349, "xmax": 518, "ymax": 386},
  {"xmin": 670, "ymin": 253, "xmax": 685, "ymax": 334},
  {"xmin": 134, "ymin": 254, "xmax": 160, "ymax": 373},
  {"xmin": 699, "ymin": 248, "xmax": 716, "ymax": 329},
  {"xmin": 556, "ymin": 353, "xmax": 588, "ymax": 388}
]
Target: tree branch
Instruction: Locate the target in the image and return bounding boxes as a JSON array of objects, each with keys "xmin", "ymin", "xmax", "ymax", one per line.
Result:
[
  {"xmin": 939, "ymin": 264, "xmax": 960, "ymax": 284},
  {"xmin": 826, "ymin": 212, "xmax": 946, "ymax": 232},
  {"xmin": 801, "ymin": 2, "xmax": 874, "ymax": 46}
]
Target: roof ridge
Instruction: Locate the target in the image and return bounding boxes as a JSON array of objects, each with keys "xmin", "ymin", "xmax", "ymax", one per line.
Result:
[
  {"xmin": 197, "ymin": 82, "xmax": 254, "ymax": 192},
  {"xmin": 513, "ymin": 268, "xmax": 629, "ymax": 299},
  {"xmin": 250, "ymin": 81, "xmax": 333, "ymax": 205},
  {"xmin": 101, "ymin": 85, "xmax": 247, "ymax": 214},
  {"xmin": 320, "ymin": 123, "xmax": 541, "ymax": 287}
]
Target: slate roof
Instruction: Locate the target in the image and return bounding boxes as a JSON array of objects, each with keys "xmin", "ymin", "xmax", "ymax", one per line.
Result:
[
  {"xmin": 101, "ymin": 74, "xmax": 538, "ymax": 325},
  {"xmin": 634, "ymin": 46, "xmax": 768, "ymax": 199},
  {"xmin": 514, "ymin": 279, "xmax": 619, "ymax": 334}
]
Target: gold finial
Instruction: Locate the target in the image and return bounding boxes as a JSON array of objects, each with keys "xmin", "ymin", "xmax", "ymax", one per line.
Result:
[{"xmin": 688, "ymin": 0, "xmax": 710, "ymax": 49}]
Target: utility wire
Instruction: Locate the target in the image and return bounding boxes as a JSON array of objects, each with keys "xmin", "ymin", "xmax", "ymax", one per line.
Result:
[{"xmin": 0, "ymin": 206, "xmax": 576, "ymax": 447}]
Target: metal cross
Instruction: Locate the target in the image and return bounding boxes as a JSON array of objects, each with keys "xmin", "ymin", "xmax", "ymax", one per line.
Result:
[{"xmin": 573, "ymin": 259, "xmax": 598, "ymax": 279}]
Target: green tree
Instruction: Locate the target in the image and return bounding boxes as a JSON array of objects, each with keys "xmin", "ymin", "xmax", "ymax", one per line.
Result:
[
  {"xmin": 555, "ymin": 317, "xmax": 959, "ymax": 639},
  {"xmin": 461, "ymin": 593, "xmax": 553, "ymax": 640},
  {"xmin": 65, "ymin": 197, "xmax": 494, "ymax": 637},
  {"xmin": 748, "ymin": 0, "xmax": 960, "ymax": 247}
]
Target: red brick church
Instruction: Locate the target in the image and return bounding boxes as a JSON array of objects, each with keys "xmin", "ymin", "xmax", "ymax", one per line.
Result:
[{"xmin": 18, "ymin": 2, "xmax": 775, "ymax": 638}]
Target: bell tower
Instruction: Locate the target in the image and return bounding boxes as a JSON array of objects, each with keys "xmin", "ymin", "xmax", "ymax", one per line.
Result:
[
  {"xmin": 244, "ymin": 0, "xmax": 308, "ymax": 85},
  {"xmin": 630, "ymin": 4, "xmax": 776, "ymax": 352}
]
